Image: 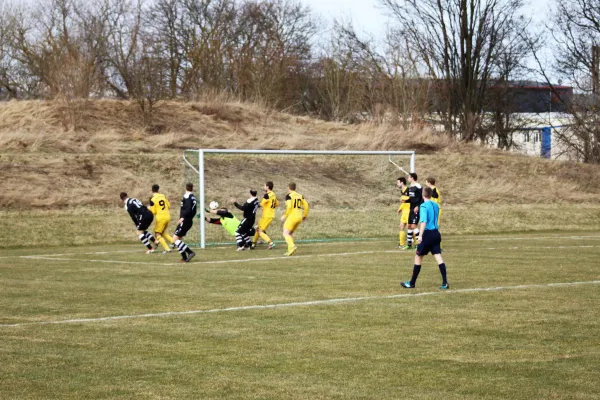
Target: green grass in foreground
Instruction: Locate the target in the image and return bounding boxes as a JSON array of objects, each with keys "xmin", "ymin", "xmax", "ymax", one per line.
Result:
[{"xmin": 1, "ymin": 233, "xmax": 600, "ymax": 399}]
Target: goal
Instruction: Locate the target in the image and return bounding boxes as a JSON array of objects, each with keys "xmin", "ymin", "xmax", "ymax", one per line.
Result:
[{"xmin": 183, "ymin": 149, "xmax": 416, "ymax": 249}]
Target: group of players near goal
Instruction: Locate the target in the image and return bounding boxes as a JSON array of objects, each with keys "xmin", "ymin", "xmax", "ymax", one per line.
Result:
[
  {"xmin": 119, "ymin": 174, "xmax": 448, "ymax": 289},
  {"xmin": 119, "ymin": 181, "xmax": 309, "ymax": 263}
]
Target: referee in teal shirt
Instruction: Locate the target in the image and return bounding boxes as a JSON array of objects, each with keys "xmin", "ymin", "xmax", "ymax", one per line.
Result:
[{"xmin": 401, "ymin": 186, "xmax": 449, "ymax": 290}]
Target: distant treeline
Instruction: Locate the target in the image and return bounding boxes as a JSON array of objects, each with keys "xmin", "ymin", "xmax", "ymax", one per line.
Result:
[{"xmin": 0, "ymin": 0, "xmax": 598, "ymax": 162}]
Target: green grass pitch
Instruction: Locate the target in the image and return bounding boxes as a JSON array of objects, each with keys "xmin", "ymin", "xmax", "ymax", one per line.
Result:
[{"xmin": 1, "ymin": 233, "xmax": 600, "ymax": 399}]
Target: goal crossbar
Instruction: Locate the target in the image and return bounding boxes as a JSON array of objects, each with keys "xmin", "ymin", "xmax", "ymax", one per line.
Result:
[{"xmin": 183, "ymin": 149, "xmax": 416, "ymax": 249}]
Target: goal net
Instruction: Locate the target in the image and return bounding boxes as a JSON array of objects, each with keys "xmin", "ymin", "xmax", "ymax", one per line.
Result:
[{"xmin": 183, "ymin": 149, "xmax": 416, "ymax": 248}]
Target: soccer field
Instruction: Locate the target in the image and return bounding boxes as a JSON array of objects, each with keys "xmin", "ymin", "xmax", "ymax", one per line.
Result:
[{"xmin": 1, "ymin": 233, "xmax": 600, "ymax": 399}]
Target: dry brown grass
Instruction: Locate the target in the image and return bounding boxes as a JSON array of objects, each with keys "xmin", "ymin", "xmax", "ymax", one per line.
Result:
[
  {"xmin": 1, "ymin": 99, "xmax": 600, "ymax": 211},
  {"xmin": 0, "ymin": 99, "xmax": 453, "ymax": 153}
]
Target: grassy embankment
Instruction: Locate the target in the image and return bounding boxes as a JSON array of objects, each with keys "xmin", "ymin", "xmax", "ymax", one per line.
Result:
[{"xmin": 1, "ymin": 99, "xmax": 599, "ymax": 248}]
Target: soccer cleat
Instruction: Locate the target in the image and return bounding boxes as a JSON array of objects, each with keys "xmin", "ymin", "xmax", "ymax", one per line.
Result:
[
  {"xmin": 178, "ymin": 259, "xmax": 187, "ymax": 263},
  {"xmin": 440, "ymin": 283, "xmax": 450, "ymax": 290},
  {"xmin": 250, "ymin": 244, "xmax": 256, "ymax": 250},
  {"xmin": 267, "ymin": 242, "xmax": 276, "ymax": 250},
  {"xmin": 401, "ymin": 245, "xmax": 412, "ymax": 250},
  {"xmin": 236, "ymin": 247, "xmax": 245, "ymax": 252},
  {"xmin": 400, "ymin": 281, "xmax": 415, "ymax": 288},
  {"xmin": 186, "ymin": 252, "xmax": 196, "ymax": 262},
  {"xmin": 284, "ymin": 246, "xmax": 297, "ymax": 256},
  {"xmin": 162, "ymin": 250, "xmax": 172, "ymax": 254},
  {"xmin": 145, "ymin": 248, "xmax": 155, "ymax": 254}
]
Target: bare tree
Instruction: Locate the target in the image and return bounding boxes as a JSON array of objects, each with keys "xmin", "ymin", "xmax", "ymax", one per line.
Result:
[
  {"xmin": 147, "ymin": 0, "xmax": 185, "ymax": 98},
  {"xmin": 101, "ymin": 0, "xmax": 145, "ymax": 98},
  {"xmin": 130, "ymin": 37, "xmax": 169, "ymax": 127},
  {"xmin": 383, "ymin": 30, "xmax": 431, "ymax": 127},
  {"xmin": 177, "ymin": 0, "xmax": 237, "ymax": 98},
  {"xmin": 481, "ymin": 31, "xmax": 540, "ymax": 149},
  {"xmin": 547, "ymin": 0, "xmax": 600, "ymax": 163},
  {"xmin": 227, "ymin": 0, "xmax": 316, "ymax": 106},
  {"xmin": 381, "ymin": 0, "xmax": 530, "ymax": 141},
  {"xmin": 9, "ymin": 0, "xmax": 103, "ymax": 99},
  {"xmin": 0, "ymin": 0, "xmax": 19, "ymax": 98}
]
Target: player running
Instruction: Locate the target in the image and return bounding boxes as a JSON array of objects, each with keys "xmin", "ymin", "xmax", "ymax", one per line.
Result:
[
  {"xmin": 281, "ymin": 182, "xmax": 309, "ymax": 256},
  {"xmin": 425, "ymin": 177, "xmax": 442, "ymax": 224},
  {"xmin": 148, "ymin": 184, "xmax": 174, "ymax": 253},
  {"xmin": 400, "ymin": 186, "xmax": 449, "ymax": 290},
  {"xmin": 252, "ymin": 181, "xmax": 279, "ymax": 250},
  {"xmin": 172, "ymin": 183, "xmax": 197, "ymax": 263},
  {"xmin": 120, "ymin": 192, "xmax": 159, "ymax": 254},
  {"xmin": 397, "ymin": 177, "xmax": 411, "ymax": 249}
]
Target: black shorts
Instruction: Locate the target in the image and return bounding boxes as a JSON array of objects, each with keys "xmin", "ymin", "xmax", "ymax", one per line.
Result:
[
  {"xmin": 136, "ymin": 212, "xmax": 154, "ymax": 231},
  {"xmin": 408, "ymin": 209, "xmax": 419, "ymax": 225},
  {"xmin": 174, "ymin": 218, "xmax": 194, "ymax": 237},
  {"xmin": 416, "ymin": 229, "xmax": 442, "ymax": 256},
  {"xmin": 236, "ymin": 218, "xmax": 254, "ymax": 235}
]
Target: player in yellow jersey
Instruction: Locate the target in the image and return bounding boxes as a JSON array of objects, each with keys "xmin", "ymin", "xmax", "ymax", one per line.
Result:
[
  {"xmin": 280, "ymin": 182, "xmax": 309, "ymax": 256},
  {"xmin": 397, "ymin": 177, "xmax": 411, "ymax": 248},
  {"xmin": 252, "ymin": 181, "xmax": 279, "ymax": 250},
  {"xmin": 425, "ymin": 177, "xmax": 442, "ymax": 223},
  {"xmin": 148, "ymin": 184, "xmax": 175, "ymax": 253}
]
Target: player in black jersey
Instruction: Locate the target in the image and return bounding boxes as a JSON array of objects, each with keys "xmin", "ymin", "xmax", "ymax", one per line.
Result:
[
  {"xmin": 231, "ymin": 189, "xmax": 259, "ymax": 251},
  {"xmin": 406, "ymin": 173, "xmax": 424, "ymax": 249},
  {"xmin": 172, "ymin": 183, "xmax": 197, "ymax": 263},
  {"xmin": 120, "ymin": 192, "xmax": 159, "ymax": 253}
]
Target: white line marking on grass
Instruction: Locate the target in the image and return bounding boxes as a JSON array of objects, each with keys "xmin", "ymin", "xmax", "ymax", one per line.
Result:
[
  {"xmin": 2, "ymin": 280, "xmax": 599, "ymax": 328},
  {"xmin": 479, "ymin": 245, "xmax": 598, "ymax": 251},
  {"xmin": 0, "ymin": 249, "xmax": 143, "ymax": 259},
  {"xmin": 446, "ymin": 235, "xmax": 600, "ymax": 242},
  {"xmin": 20, "ymin": 256, "xmax": 181, "ymax": 266},
  {"xmin": 17, "ymin": 244, "xmax": 600, "ymax": 267},
  {"xmin": 2, "ymin": 234, "xmax": 600, "ymax": 261},
  {"xmin": 26, "ymin": 250, "xmax": 145, "ymax": 257},
  {"xmin": 20, "ymin": 250, "xmax": 396, "ymax": 267}
]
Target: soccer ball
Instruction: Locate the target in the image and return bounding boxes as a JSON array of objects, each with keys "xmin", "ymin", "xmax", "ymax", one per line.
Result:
[{"xmin": 209, "ymin": 201, "xmax": 219, "ymax": 210}]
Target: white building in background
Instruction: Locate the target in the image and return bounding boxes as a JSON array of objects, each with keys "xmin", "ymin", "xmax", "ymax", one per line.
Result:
[
  {"xmin": 434, "ymin": 82, "xmax": 579, "ymax": 161},
  {"xmin": 488, "ymin": 113, "xmax": 575, "ymax": 161}
]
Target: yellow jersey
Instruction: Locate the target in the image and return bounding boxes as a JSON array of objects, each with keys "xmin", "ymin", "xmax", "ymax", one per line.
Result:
[
  {"xmin": 430, "ymin": 186, "xmax": 442, "ymax": 207},
  {"xmin": 149, "ymin": 193, "xmax": 171, "ymax": 220},
  {"xmin": 260, "ymin": 190, "xmax": 279, "ymax": 219},
  {"xmin": 284, "ymin": 191, "xmax": 309, "ymax": 219},
  {"xmin": 399, "ymin": 186, "xmax": 410, "ymax": 211}
]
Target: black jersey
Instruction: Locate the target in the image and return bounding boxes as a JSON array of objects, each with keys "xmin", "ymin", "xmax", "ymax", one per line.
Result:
[
  {"xmin": 216, "ymin": 209, "xmax": 235, "ymax": 219},
  {"xmin": 234, "ymin": 197, "xmax": 259, "ymax": 222},
  {"xmin": 125, "ymin": 198, "xmax": 153, "ymax": 225},
  {"xmin": 207, "ymin": 210, "xmax": 235, "ymax": 224},
  {"xmin": 179, "ymin": 192, "xmax": 197, "ymax": 220},
  {"xmin": 408, "ymin": 183, "xmax": 424, "ymax": 208}
]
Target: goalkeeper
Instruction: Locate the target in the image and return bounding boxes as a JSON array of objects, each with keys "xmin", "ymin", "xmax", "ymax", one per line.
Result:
[{"xmin": 205, "ymin": 207, "xmax": 243, "ymax": 238}]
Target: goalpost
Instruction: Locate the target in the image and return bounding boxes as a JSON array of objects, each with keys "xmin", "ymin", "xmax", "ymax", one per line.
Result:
[{"xmin": 183, "ymin": 149, "xmax": 416, "ymax": 249}]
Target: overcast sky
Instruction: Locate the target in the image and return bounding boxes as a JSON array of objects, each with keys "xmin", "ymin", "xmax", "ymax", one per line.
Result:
[
  {"xmin": 301, "ymin": 0, "xmax": 555, "ymax": 80},
  {"xmin": 302, "ymin": 0, "xmax": 551, "ymax": 39}
]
